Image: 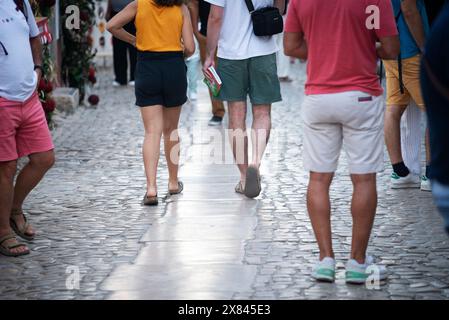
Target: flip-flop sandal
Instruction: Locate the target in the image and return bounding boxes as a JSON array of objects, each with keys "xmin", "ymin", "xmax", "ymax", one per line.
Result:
[
  {"xmin": 143, "ymin": 194, "xmax": 158, "ymax": 206},
  {"xmin": 10, "ymin": 209, "xmax": 35, "ymax": 241},
  {"xmin": 244, "ymin": 166, "xmax": 261, "ymax": 198},
  {"xmin": 169, "ymin": 181, "xmax": 184, "ymax": 195},
  {"xmin": 235, "ymin": 181, "xmax": 244, "ymax": 194},
  {"xmin": 0, "ymin": 233, "xmax": 30, "ymax": 257}
]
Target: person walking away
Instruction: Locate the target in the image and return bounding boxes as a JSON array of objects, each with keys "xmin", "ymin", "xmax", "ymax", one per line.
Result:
[
  {"xmin": 399, "ymin": 0, "xmax": 447, "ymax": 192},
  {"xmin": 185, "ymin": 36, "xmax": 201, "ymax": 102},
  {"xmin": 204, "ymin": 0, "xmax": 285, "ymax": 199},
  {"xmin": 276, "ymin": 0, "xmax": 292, "ymax": 82},
  {"xmin": 421, "ymin": 2, "xmax": 449, "ymax": 234},
  {"xmin": 284, "ymin": 0, "xmax": 399, "ymax": 284},
  {"xmin": 383, "ymin": 0, "xmax": 431, "ymax": 190},
  {"xmin": 0, "ymin": 0, "xmax": 55, "ymax": 256},
  {"xmin": 107, "ymin": 0, "xmax": 138, "ymax": 86},
  {"xmin": 187, "ymin": 0, "xmax": 226, "ymax": 126},
  {"xmin": 107, "ymin": 0, "xmax": 195, "ymax": 205}
]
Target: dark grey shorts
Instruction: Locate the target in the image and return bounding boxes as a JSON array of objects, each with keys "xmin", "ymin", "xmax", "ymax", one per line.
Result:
[
  {"xmin": 135, "ymin": 51, "xmax": 187, "ymax": 108},
  {"xmin": 217, "ymin": 53, "xmax": 282, "ymax": 105}
]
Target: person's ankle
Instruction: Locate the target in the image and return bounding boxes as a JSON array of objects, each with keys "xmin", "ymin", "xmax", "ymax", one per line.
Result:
[
  {"xmin": 0, "ymin": 227, "xmax": 12, "ymax": 236},
  {"xmin": 350, "ymin": 253, "xmax": 366, "ymax": 264},
  {"xmin": 146, "ymin": 186, "xmax": 157, "ymax": 197},
  {"xmin": 168, "ymin": 179, "xmax": 179, "ymax": 188},
  {"xmin": 319, "ymin": 252, "xmax": 335, "ymax": 260}
]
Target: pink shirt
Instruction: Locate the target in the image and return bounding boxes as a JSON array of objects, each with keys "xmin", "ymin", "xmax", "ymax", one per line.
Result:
[{"xmin": 285, "ymin": 0, "xmax": 398, "ymax": 96}]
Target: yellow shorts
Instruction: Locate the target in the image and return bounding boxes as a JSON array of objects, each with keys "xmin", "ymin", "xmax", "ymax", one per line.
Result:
[{"xmin": 383, "ymin": 54, "xmax": 425, "ymax": 110}]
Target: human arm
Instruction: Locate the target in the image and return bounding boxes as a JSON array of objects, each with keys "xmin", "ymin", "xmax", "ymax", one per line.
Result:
[
  {"xmin": 282, "ymin": 0, "xmax": 307, "ymax": 59},
  {"xmin": 203, "ymin": 4, "xmax": 223, "ymax": 73},
  {"xmin": 30, "ymin": 37, "xmax": 43, "ymax": 87},
  {"xmin": 377, "ymin": 35, "xmax": 400, "ymax": 59},
  {"xmin": 274, "ymin": 0, "xmax": 285, "ymax": 14},
  {"xmin": 187, "ymin": 0, "xmax": 205, "ymax": 42},
  {"xmin": 401, "ymin": 0, "xmax": 426, "ymax": 52},
  {"xmin": 182, "ymin": 4, "xmax": 196, "ymax": 58},
  {"xmin": 284, "ymin": 32, "xmax": 307, "ymax": 59},
  {"xmin": 106, "ymin": 1, "xmax": 137, "ymax": 47},
  {"xmin": 375, "ymin": 0, "xmax": 400, "ymax": 59}
]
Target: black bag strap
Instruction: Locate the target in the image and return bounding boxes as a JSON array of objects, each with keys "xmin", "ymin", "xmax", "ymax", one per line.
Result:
[
  {"xmin": 395, "ymin": 9, "xmax": 405, "ymax": 94},
  {"xmin": 14, "ymin": 0, "xmax": 28, "ymax": 21},
  {"xmin": 244, "ymin": 0, "xmax": 255, "ymax": 13},
  {"xmin": 0, "ymin": 41, "xmax": 9, "ymax": 56}
]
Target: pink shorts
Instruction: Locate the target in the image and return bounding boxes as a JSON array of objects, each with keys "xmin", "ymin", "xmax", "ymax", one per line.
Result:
[{"xmin": 0, "ymin": 93, "xmax": 54, "ymax": 162}]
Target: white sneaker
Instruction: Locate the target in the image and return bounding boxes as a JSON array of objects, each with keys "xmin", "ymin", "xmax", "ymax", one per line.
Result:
[
  {"xmin": 420, "ymin": 175, "xmax": 432, "ymax": 192},
  {"xmin": 128, "ymin": 81, "xmax": 135, "ymax": 86},
  {"xmin": 390, "ymin": 172, "xmax": 420, "ymax": 189},
  {"xmin": 345, "ymin": 256, "xmax": 388, "ymax": 285},
  {"xmin": 112, "ymin": 81, "xmax": 121, "ymax": 87},
  {"xmin": 312, "ymin": 257, "xmax": 336, "ymax": 282}
]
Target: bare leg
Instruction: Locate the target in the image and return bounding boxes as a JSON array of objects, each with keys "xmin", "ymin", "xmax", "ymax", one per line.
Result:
[
  {"xmin": 0, "ymin": 160, "xmax": 28, "ymax": 254},
  {"xmin": 307, "ymin": 172, "xmax": 335, "ymax": 260},
  {"xmin": 228, "ymin": 101, "xmax": 248, "ymax": 185},
  {"xmin": 162, "ymin": 106, "xmax": 182, "ymax": 191},
  {"xmin": 11, "ymin": 150, "xmax": 55, "ymax": 237},
  {"xmin": 251, "ymin": 104, "xmax": 271, "ymax": 168},
  {"xmin": 350, "ymin": 173, "xmax": 378, "ymax": 264},
  {"xmin": 384, "ymin": 104, "xmax": 407, "ymax": 165},
  {"xmin": 140, "ymin": 106, "xmax": 164, "ymax": 197}
]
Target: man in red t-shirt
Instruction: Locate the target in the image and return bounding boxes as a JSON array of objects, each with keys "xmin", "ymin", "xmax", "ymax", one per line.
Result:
[{"xmin": 284, "ymin": 0, "xmax": 399, "ymax": 284}]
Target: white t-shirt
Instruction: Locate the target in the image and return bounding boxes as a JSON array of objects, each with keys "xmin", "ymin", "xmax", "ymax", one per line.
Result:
[
  {"xmin": 206, "ymin": 0, "xmax": 278, "ymax": 60},
  {"xmin": 0, "ymin": 0, "xmax": 40, "ymax": 102}
]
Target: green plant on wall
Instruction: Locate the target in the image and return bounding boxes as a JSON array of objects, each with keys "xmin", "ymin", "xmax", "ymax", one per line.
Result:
[
  {"xmin": 60, "ymin": 0, "xmax": 97, "ymax": 103},
  {"xmin": 30, "ymin": 0, "xmax": 57, "ymax": 125}
]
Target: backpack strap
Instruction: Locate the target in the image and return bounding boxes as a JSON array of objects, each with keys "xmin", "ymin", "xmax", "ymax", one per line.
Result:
[{"xmin": 395, "ymin": 8, "xmax": 405, "ymax": 94}]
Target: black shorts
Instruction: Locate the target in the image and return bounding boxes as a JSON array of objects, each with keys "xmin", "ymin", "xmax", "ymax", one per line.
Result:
[{"xmin": 135, "ymin": 51, "xmax": 188, "ymax": 108}]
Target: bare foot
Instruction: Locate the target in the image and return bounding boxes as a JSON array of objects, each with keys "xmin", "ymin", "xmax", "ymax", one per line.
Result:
[{"xmin": 146, "ymin": 186, "xmax": 157, "ymax": 198}]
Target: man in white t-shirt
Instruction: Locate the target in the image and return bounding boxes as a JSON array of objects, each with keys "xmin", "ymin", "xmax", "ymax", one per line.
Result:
[
  {"xmin": 0, "ymin": 0, "xmax": 55, "ymax": 257},
  {"xmin": 204, "ymin": 0, "xmax": 285, "ymax": 199}
]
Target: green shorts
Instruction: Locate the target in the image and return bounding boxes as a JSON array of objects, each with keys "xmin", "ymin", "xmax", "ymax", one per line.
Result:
[{"xmin": 217, "ymin": 53, "xmax": 282, "ymax": 105}]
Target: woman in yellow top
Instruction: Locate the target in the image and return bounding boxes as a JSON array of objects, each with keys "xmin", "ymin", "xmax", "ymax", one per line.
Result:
[{"xmin": 107, "ymin": 0, "xmax": 195, "ymax": 206}]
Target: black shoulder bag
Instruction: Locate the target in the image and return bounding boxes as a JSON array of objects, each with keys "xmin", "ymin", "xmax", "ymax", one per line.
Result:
[{"xmin": 244, "ymin": 0, "xmax": 284, "ymax": 37}]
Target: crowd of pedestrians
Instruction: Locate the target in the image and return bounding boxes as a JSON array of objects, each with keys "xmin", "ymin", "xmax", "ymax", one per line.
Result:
[{"xmin": 1, "ymin": 0, "xmax": 448, "ymax": 288}]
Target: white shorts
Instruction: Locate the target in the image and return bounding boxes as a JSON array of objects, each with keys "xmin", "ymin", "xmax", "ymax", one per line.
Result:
[{"xmin": 302, "ymin": 91, "xmax": 385, "ymax": 174}]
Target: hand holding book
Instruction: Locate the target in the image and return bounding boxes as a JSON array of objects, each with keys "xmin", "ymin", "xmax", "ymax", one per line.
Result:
[{"xmin": 203, "ymin": 65, "xmax": 222, "ymax": 97}]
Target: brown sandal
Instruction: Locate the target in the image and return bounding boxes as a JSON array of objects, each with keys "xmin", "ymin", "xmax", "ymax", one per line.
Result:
[
  {"xmin": 244, "ymin": 165, "xmax": 261, "ymax": 198},
  {"xmin": 143, "ymin": 193, "xmax": 158, "ymax": 206},
  {"xmin": 0, "ymin": 233, "xmax": 30, "ymax": 257},
  {"xmin": 10, "ymin": 209, "xmax": 35, "ymax": 241}
]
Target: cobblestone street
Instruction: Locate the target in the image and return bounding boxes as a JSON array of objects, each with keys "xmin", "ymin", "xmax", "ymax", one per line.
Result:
[{"xmin": 1, "ymin": 65, "xmax": 448, "ymax": 300}]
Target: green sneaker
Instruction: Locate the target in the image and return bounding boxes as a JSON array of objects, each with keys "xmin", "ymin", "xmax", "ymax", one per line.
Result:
[
  {"xmin": 312, "ymin": 257, "xmax": 336, "ymax": 282},
  {"xmin": 345, "ymin": 256, "xmax": 388, "ymax": 285},
  {"xmin": 390, "ymin": 172, "xmax": 420, "ymax": 189},
  {"xmin": 420, "ymin": 175, "xmax": 432, "ymax": 192}
]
